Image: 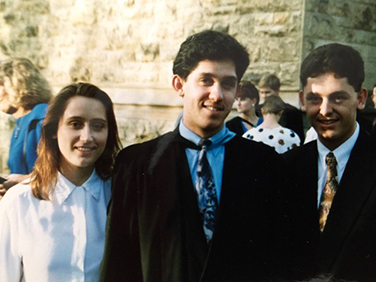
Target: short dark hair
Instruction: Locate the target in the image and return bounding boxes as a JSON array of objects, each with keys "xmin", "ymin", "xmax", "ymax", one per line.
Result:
[
  {"xmin": 262, "ymin": 95, "xmax": 285, "ymax": 115},
  {"xmin": 237, "ymin": 81, "xmax": 260, "ymax": 106},
  {"xmin": 300, "ymin": 43, "xmax": 365, "ymax": 92},
  {"xmin": 258, "ymin": 74, "xmax": 280, "ymax": 91},
  {"xmin": 173, "ymin": 30, "xmax": 250, "ymax": 82}
]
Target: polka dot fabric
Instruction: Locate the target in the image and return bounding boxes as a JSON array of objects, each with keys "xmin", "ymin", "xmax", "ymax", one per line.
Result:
[{"xmin": 243, "ymin": 126, "xmax": 300, "ymax": 154}]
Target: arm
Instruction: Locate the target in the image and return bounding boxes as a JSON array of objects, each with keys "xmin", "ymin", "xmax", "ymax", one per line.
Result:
[
  {"xmin": 0, "ymin": 174, "xmax": 31, "ymax": 199},
  {"xmin": 100, "ymin": 149, "xmax": 143, "ymax": 281}
]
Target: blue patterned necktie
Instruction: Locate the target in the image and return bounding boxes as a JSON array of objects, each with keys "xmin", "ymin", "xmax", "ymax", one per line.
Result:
[{"xmin": 196, "ymin": 139, "xmax": 218, "ymax": 243}]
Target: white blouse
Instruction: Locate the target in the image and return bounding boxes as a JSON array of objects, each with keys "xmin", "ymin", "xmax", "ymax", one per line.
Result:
[{"xmin": 0, "ymin": 170, "xmax": 111, "ymax": 282}]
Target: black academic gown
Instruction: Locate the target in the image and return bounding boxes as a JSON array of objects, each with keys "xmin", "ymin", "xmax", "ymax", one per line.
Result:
[
  {"xmin": 100, "ymin": 128, "xmax": 288, "ymax": 282},
  {"xmin": 282, "ymin": 130, "xmax": 376, "ymax": 281}
]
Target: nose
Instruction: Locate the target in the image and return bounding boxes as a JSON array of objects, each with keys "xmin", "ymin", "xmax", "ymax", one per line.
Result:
[
  {"xmin": 209, "ymin": 83, "xmax": 224, "ymax": 102},
  {"xmin": 319, "ymin": 98, "xmax": 333, "ymax": 116},
  {"xmin": 80, "ymin": 125, "xmax": 93, "ymax": 142}
]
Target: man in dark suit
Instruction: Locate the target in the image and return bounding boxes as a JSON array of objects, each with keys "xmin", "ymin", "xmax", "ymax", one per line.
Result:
[
  {"xmin": 283, "ymin": 43, "xmax": 376, "ymax": 281},
  {"xmin": 100, "ymin": 30, "xmax": 287, "ymax": 281},
  {"xmin": 256, "ymin": 74, "xmax": 305, "ymax": 143}
]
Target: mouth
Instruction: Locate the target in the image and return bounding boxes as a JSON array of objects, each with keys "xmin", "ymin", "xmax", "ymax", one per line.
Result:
[
  {"xmin": 318, "ymin": 119, "xmax": 338, "ymax": 125},
  {"xmin": 76, "ymin": 146, "xmax": 96, "ymax": 152},
  {"xmin": 203, "ymin": 104, "xmax": 225, "ymax": 112}
]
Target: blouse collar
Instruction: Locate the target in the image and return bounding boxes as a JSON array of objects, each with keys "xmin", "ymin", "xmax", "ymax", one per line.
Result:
[{"xmin": 53, "ymin": 170, "xmax": 101, "ymax": 205}]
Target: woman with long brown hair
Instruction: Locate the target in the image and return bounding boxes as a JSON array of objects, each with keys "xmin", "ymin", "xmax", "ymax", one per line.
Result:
[{"xmin": 0, "ymin": 83, "xmax": 121, "ymax": 281}]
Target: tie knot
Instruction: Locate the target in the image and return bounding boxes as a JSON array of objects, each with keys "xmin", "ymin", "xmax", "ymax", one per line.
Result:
[
  {"xmin": 199, "ymin": 139, "xmax": 212, "ymax": 150},
  {"xmin": 326, "ymin": 152, "xmax": 337, "ymax": 167}
]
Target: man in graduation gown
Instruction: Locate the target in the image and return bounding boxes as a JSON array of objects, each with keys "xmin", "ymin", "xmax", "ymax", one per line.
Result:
[{"xmin": 100, "ymin": 30, "xmax": 288, "ymax": 282}]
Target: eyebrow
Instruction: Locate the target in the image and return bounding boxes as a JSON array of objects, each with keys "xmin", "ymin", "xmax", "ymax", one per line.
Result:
[
  {"xmin": 66, "ymin": 116, "xmax": 107, "ymax": 122},
  {"xmin": 200, "ymin": 72, "xmax": 238, "ymax": 81},
  {"xmin": 306, "ymin": 90, "xmax": 352, "ymax": 96}
]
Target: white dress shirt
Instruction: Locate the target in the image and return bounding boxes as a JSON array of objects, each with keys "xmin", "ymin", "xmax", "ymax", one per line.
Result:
[
  {"xmin": 0, "ymin": 170, "xmax": 111, "ymax": 282},
  {"xmin": 316, "ymin": 123, "xmax": 359, "ymax": 207}
]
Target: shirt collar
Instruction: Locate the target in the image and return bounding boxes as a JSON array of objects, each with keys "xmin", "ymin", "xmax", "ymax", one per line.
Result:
[
  {"xmin": 53, "ymin": 170, "xmax": 101, "ymax": 205},
  {"xmin": 179, "ymin": 120, "xmax": 235, "ymax": 150},
  {"xmin": 317, "ymin": 122, "xmax": 359, "ymax": 167}
]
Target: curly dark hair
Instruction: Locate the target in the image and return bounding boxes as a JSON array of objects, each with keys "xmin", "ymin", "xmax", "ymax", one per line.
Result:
[{"xmin": 173, "ymin": 30, "xmax": 250, "ymax": 82}]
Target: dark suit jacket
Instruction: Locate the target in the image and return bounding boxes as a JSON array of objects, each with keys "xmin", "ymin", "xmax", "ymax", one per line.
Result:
[
  {"xmin": 100, "ymin": 128, "xmax": 288, "ymax": 282},
  {"xmin": 256, "ymin": 102, "xmax": 304, "ymax": 144},
  {"xmin": 282, "ymin": 130, "xmax": 376, "ymax": 281}
]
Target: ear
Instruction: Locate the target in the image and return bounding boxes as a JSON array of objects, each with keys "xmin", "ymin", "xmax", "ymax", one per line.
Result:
[
  {"xmin": 235, "ymin": 83, "xmax": 242, "ymax": 97},
  {"xmin": 356, "ymin": 87, "xmax": 368, "ymax": 110},
  {"xmin": 299, "ymin": 90, "xmax": 306, "ymax": 111},
  {"xmin": 172, "ymin": 75, "xmax": 185, "ymax": 97}
]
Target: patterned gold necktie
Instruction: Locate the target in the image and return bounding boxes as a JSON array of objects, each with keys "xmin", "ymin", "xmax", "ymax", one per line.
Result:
[{"xmin": 319, "ymin": 152, "xmax": 338, "ymax": 232}]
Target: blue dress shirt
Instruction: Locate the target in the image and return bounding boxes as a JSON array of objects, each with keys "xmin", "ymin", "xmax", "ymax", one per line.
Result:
[{"xmin": 179, "ymin": 121, "xmax": 235, "ymax": 203}]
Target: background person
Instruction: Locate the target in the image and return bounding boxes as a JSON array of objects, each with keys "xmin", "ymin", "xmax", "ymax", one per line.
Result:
[
  {"xmin": 0, "ymin": 58, "xmax": 52, "ymax": 197},
  {"xmin": 243, "ymin": 95, "xmax": 300, "ymax": 154},
  {"xmin": 256, "ymin": 73, "xmax": 305, "ymax": 143},
  {"xmin": 0, "ymin": 83, "xmax": 121, "ymax": 282},
  {"xmin": 226, "ymin": 81, "xmax": 262, "ymax": 136}
]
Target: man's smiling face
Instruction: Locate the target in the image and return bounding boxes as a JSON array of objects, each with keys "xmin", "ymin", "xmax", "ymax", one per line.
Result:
[
  {"xmin": 300, "ymin": 72, "xmax": 367, "ymax": 151},
  {"xmin": 174, "ymin": 59, "xmax": 239, "ymax": 138}
]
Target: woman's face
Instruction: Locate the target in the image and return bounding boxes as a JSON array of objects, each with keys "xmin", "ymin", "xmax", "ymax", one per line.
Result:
[
  {"xmin": 57, "ymin": 96, "xmax": 108, "ymax": 176},
  {"xmin": 236, "ymin": 97, "xmax": 253, "ymax": 114}
]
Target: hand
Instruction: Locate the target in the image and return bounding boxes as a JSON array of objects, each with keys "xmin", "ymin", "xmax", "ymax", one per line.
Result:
[
  {"xmin": 0, "ymin": 184, "xmax": 6, "ymax": 200},
  {"xmin": 0, "ymin": 174, "xmax": 30, "ymax": 199}
]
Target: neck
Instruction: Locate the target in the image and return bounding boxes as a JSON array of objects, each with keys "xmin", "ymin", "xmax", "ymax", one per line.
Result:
[
  {"xmin": 13, "ymin": 107, "xmax": 31, "ymax": 119},
  {"xmin": 260, "ymin": 114, "xmax": 280, "ymax": 129},
  {"xmin": 59, "ymin": 165, "xmax": 94, "ymax": 186},
  {"xmin": 239, "ymin": 111, "xmax": 258, "ymax": 125}
]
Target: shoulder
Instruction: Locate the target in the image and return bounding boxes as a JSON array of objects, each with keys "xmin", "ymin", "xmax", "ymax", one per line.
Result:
[
  {"xmin": 0, "ymin": 183, "xmax": 33, "ymax": 213},
  {"xmin": 353, "ymin": 130, "xmax": 376, "ymax": 157},
  {"xmin": 30, "ymin": 103, "xmax": 48, "ymax": 120},
  {"xmin": 114, "ymin": 131, "xmax": 177, "ymax": 172},
  {"xmin": 282, "ymin": 140, "xmax": 316, "ymax": 162},
  {"xmin": 227, "ymin": 135, "xmax": 279, "ymax": 158},
  {"xmin": 279, "ymin": 126, "xmax": 300, "ymax": 140},
  {"xmin": 243, "ymin": 127, "xmax": 261, "ymax": 139}
]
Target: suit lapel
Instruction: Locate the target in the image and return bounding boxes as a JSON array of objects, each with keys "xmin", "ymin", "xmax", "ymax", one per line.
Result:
[
  {"xmin": 169, "ymin": 131, "xmax": 209, "ymax": 280},
  {"xmin": 319, "ymin": 131, "xmax": 376, "ymax": 271}
]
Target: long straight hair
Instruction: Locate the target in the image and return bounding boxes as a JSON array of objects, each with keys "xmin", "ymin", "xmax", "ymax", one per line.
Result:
[{"xmin": 30, "ymin": 83, "xmax": 122, "ymax": 200}]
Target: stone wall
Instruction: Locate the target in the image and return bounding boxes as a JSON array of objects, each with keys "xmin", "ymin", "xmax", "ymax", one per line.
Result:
[
  {"xmin": 302, "ymin": 0, "xmax": 376, "ymax": 90},
  {"xmin": 0, "ymin": 0, "xmax": 375, "ymax": 174}
]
